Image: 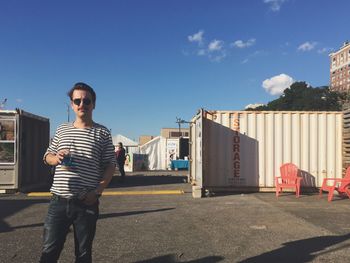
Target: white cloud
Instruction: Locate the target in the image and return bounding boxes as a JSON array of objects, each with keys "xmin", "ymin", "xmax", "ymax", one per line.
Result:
[
  {"xmin": 264, "ymin": 0, "xmax": 287, "ymax": 12},
  {"xmin": 207, "ymin": 40, "xmax": 226, "ymax": 62},
  {"xmin": 297, "ymin": 41, "xmax": 317, "ymax": 51},
  {"xmin": 208, "ymin": 39, "xmax": 224, "ymax": 52},
  {"xmin": 317, "ymin": 47, "xmax": 333, "ymax": 54},
  {"xmin": 241, "ymin": 50, "xmax": 267, "ymax": 64},
  {"xmin": 232, "ymin": 38, "xmax": 256, "ymax": 48},
  {"xmin": 16, "ymin": 98, "xmax": 23, "ymax": 103},
  {"xmin": 245, "ymin": 103, "xmax": 265, "ymax": 109},
  {"xmin": 197, "ymin": 49, "xmax": 206, "ymax": 56},
  {"xmin": 186, "ymin": 32, "xmax": 229, "ymax": 62},
  {"xmin": 209, "ymin": 52, "xmax": 227, "ymax": 63},
  {"xmin": 262, "ymin": 73, "xmax": 294, "ymax": 96},
  {"xmin": 188, "ymin": 30, "xmax": 204, "ymax": 44}
]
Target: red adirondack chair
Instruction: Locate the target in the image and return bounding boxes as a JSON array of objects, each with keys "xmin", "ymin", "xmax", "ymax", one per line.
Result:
[
  {"xmin": 275, "ymin": 163, "xmax": 302, "ymax": 198},
  {"xmin": 319, "ymin": 167, "xmax": 350, "ymax": 202}
]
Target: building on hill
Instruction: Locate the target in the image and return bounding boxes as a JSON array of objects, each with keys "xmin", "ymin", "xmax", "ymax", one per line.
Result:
[{"xmin": 330, "ymin": 41, "xmax": 350, "ymax": 92}]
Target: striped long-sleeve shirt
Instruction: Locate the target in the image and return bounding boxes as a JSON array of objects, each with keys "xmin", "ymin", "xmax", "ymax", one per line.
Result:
[{"xmin": 44, "ymin": 122, "xmax": 116, "ymax": 198}]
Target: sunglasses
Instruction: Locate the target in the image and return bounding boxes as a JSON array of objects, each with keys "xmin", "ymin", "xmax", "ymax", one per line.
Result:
[{"xmin": 73, "ymin": 98, "xmax": 92, "ymax": 106}]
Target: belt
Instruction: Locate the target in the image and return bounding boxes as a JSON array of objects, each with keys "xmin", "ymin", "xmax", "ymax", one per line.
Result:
[{"xmin": 52, "ymin": 194, "xmax": 79, "ymax": 201}]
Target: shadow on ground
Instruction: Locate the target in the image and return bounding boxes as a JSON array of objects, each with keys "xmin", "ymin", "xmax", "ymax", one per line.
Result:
[
  {"xmin": 109, "ymin": 175, "xmax": 188, "ymax": 188},
  {"xmin": 0, "ymin": 198, "xmax": 49, "ymax": 233},
  {"xmin": 99, "ymin": 208, "xmax": 175, "ymax": 220},
  {"xmin": 238, "ymin": 233, "xmax": 350, "ymax": 262},
  {"xmin": 135, "ymin": 254, "xmax": 224, "ymax": 263}
]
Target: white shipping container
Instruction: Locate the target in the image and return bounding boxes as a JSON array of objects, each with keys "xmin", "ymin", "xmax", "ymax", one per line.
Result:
[{"xmin": 190, "ymin": 109, "xmax": 343, "ymax": 190}]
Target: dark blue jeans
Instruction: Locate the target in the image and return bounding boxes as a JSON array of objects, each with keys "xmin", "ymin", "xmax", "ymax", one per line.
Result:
[
  {"xmin": 39, "ymin": 194, "xmax": 99, "ymax": 263},
  {"xmin": 117, "ymin": 162, "xmax": 125, "ymax": 182}
]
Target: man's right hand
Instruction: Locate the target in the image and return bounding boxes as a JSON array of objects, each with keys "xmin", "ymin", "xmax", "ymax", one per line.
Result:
[{"xmin": 45, "ymin": 150, "xmax": 69, "ymax": 166}]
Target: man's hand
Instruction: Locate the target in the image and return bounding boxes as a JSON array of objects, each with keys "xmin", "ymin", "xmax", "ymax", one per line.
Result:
[
  {"xmin": 83, "ymin": 190, "xmax": 99, "ymax": 205},
  {"xmin": 45, "ymin": 149, "xmax": 69, "ymax": 166}
]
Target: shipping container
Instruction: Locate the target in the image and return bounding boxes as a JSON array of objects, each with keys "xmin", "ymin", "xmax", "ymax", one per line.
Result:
[
  {"xmin": 190, "ymin": 109, "xmax": 343, "ymax": 195},
  {"xmin": 0, "ymin": 109, "xmax": 50, "ymax": 192}
]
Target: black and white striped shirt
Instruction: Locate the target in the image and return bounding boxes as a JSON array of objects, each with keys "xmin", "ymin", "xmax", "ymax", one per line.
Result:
[{"xmin": 45, "ymin": 122, "xmax": 116, "ymax": 198}]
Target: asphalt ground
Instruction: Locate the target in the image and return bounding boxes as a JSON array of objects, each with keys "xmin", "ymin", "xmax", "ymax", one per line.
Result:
[{"xmin": 1, "ymin": 172, "xmax": 350, "ymax": 262}]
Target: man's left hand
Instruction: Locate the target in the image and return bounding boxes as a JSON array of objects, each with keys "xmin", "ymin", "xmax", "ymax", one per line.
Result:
[{"xmin": 83, "ymin": 190, "xmax": 99, "ymax": 205}]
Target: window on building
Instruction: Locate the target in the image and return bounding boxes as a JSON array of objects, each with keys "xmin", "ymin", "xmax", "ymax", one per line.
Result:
[
  {"xmin": 169, "ymin": 131, "xmax": 188, "ymax": 138},
  {"xmin": 170, "ymin": 131, "xmax": 181, "ymax": 137}
]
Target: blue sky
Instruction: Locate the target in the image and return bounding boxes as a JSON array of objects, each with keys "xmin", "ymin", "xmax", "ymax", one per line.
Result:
[{"xmin": 0, "ymin": 0, "xmax": 348, "ymax": 140}]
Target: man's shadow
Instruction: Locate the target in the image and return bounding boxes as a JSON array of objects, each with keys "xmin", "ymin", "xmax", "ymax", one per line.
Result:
[
  {"xmin": 239, "ymin": 233, "xmax": 350, "ymax": 262},
  {"xmin": 135, "ymin": 254, "xmax": 224, "ymax": 263},
  {"xmin": 0, "ymin": 198, "xmax": 49, "ymax": 233},
  {"xmin": 99, "ymin": 208, "xmax": 175, "ymax": 219}
]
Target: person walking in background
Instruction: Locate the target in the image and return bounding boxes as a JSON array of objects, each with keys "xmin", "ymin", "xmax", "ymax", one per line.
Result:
[
  {"xmin": 116, "ymin": 142, "xmax": 126, "ymax": 183},
  {"xmin": 40, "ymin": 82, "xmax": 116, "ymax": 263}
]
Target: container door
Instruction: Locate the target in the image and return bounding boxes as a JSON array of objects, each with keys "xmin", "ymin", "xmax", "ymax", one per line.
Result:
[
  {"xmin": 0, "ymin": 115, "xmax": 17, "ymax": 189},
  {"xmin": 190, "ymin": 110, "xmax": 203, "ymax": 187}
]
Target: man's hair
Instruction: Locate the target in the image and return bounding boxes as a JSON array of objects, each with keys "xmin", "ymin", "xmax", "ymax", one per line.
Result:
[
  {"xmin": 118, "ymin": 142, "xmax": 123, "ymax": 147},
  {"xmin": 67, "ymin": 82, "xmax": 96, "ymax": 104}
]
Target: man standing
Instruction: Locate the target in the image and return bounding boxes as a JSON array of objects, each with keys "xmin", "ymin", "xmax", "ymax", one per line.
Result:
[
  {"xmin": 115, "ymin": 142, "xmax": 126, "ymax": 182},
  {"xmin": 40, "ymin": 82, "xmax": 116, "ymax": 263}
]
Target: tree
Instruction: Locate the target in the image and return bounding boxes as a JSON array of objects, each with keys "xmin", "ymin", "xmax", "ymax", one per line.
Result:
[{"xmin": 247, "ymin": 82, "xmax": 345, "ymax": 111}]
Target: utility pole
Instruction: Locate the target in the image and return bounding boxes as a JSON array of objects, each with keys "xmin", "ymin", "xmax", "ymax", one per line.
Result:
[
  {"xmin": 66, "ymin": 103, "xmax": 70, "ymax": 122},
  {"xmin": 176, "ymin": 117, "xmax": 183, "ymax": 137},
  {"xmin": 0, "ymin": 98, "xmax": 7, "ymax": 110},
  {"xmin": 176, "ymin": 117, "xmax": 193, "ymax": 137}
]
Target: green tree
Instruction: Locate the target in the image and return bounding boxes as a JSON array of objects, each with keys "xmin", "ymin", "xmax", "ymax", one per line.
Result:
[{"xmin": 248, "ymin": 82, "xmax": 345, "ymax": 111}]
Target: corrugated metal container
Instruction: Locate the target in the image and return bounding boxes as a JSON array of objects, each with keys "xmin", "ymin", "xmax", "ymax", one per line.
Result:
[
  {"xmin": 342, "ymin": 105, "xmax": 350, "ymax": 171},
  {"xmin": 0, "ymin": 109, "xmax": 50, "ymax": 192},
  {"xmin": 190, "ymin": 109, "xmax": 343, "ymax": 192}
]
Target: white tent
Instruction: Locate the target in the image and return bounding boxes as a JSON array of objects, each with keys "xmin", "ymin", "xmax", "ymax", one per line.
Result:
[
  {"xmin": 139, "ymin": 136, "xmax": 166, "ymax": 170},
  {"xmin": 139, "ymin": 136, "xmax": 180, "ymax": 170},
  {"xmin": 112, "ymin": 134, "xmax": 139, "ymax": 154},
  {"xmin": 112, "ymin": 134, "xmax": 138, "ymax": 146}
]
